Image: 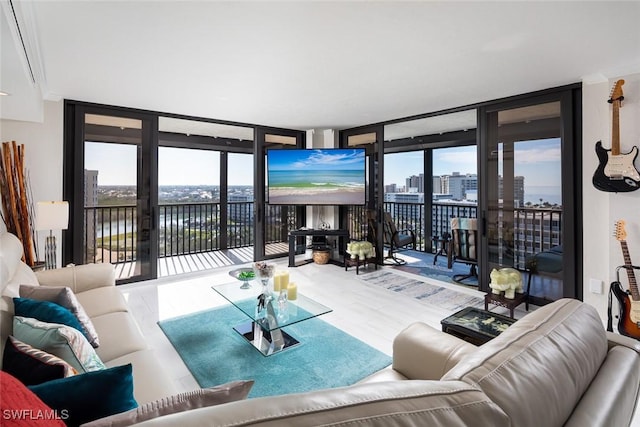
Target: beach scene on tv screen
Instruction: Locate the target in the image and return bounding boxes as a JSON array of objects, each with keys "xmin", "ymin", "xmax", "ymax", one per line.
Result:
[{"xmin": 268, "ymin": 149, "xmax": 366, "ymax": 205}]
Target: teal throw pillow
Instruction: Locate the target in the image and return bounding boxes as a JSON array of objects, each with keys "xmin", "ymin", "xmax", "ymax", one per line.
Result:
[
  {"xmin": 28, "ymin": 364, "xmax": 138, "ymax": 427},
  {"xmin": 13, "ymin": 297, "xmax": 85, "ymax": 335}
]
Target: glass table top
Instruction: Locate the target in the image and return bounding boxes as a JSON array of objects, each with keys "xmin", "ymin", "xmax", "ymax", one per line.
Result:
[
  {"xmin": 441, "ymin": 307, "xmax": 516, "ymax": 339},
  {"xmin": 211, "ymin": 281, "xmax": 332, "ymax": 332}
]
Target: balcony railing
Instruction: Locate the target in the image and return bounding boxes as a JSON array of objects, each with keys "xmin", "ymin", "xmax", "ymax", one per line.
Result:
[
  {"xmin": 346, "ymin": 202, "xmax": 561, "ymax": 267},
  {"xmin": 85, "ymin": 201, "xmax": 561, "ymax": 270}
]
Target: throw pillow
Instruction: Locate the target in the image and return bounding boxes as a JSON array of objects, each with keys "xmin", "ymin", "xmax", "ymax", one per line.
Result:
[
  {"xmin": 19, "ymin": 285, "xmax": 100, "ymax": 347},
  {"xmin": 29, "ymin": 364, "xmax": 138, "ymax": 427},
  {"xmin": 0, "ymin": 370, "xmax": 66, "ymax": 427},
  {"xmin": 13, "ymin": 297, "xmax": 86, "ymax": 336},
  {"xmin": 2, "ymin": 336, "xmax": 78, "ymax": 385},
  {"xmin": 82, "ymin": 380, "xmax": 255, "ymax": 427},
  {"xmin": 13, "ymin": 316, "xmax": 106, "ymax": 373}
]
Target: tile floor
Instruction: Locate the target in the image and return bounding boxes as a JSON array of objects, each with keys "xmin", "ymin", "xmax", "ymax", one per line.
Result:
[{"xmin": 119, "ymin": 256, "xmax": 639, "ymax": 426}]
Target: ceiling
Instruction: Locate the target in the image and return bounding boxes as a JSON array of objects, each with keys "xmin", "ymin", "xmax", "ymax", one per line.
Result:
[{"xmin": 2, "ymin": 1, "xmax": 639, "ymax": 132}]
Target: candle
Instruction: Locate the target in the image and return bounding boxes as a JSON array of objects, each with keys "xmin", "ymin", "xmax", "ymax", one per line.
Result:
[
  {"xmin": 280, "ymin": 270, "xmax": 290, "ymax": 288},
  {"xmin": 273, "ymin": 271, "xmax": 283, "ymax": 292},
  {"xmin": 287, "ymin": 282, "xmax": 297, "ymax": 300},
  {"xmin": 273, "ymin": 272, "xmax": 281, "ymax": 292}
]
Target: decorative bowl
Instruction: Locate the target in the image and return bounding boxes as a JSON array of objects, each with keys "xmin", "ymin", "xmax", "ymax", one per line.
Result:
[{"xmin": 229, "ymin": 267, "xmax": 255, "ymax": 289}]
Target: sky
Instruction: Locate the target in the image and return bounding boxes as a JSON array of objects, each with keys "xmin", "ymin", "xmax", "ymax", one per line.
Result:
[
  {"xmin": 384, "ymin": 138, "xmax": 562, "ymax": 189},
  {"xmin": 85, "ymin": 138, "xmax": 561, "ymax": 189},
  {"xmin": 268, "ymin": 148, "xmax": 365, "ymax": 171}
]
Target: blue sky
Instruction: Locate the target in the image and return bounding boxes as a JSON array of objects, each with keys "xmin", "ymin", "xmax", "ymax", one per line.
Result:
[
  {"xmin": 268, "ymin": 149, "xmax": 365, "ymax": 171},
  {"xmin": 86, "ymin": 138, "xmax": 560, "ymax": 189},
  {"xmin": 384, "ymin": 138, "xmax": 561, "ymax": 188}
]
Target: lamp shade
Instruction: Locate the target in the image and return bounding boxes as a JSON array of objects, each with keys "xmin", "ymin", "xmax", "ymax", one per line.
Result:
[{"xmin": 36, "ymin": 201, "xmax": 69, "ymax": 231}]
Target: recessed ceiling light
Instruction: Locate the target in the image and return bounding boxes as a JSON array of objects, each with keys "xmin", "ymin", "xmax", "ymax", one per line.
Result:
[{"xmin": 0, "ymin": 91, "xmax": 10, "ymax": 96}]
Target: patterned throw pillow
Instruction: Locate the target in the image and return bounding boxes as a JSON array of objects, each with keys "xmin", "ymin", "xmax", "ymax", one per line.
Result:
[
  {"xmin": 19, "ymin": 285, "xmax": 100, "ymax": 347},
  {"xmin": 82, "ymin": 380, "xmax": 255, "ymax": 427},
  {"xmin": 2, "ymin": 336, "xmax": 78, "ymax": 385},
  {"xmin": 13, "ymin": 316, "xmax": 106, "ymax": 373}
]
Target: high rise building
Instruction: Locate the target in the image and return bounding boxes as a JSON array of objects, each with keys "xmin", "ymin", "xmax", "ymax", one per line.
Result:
[
  {"xmin": 405, "ymin": 174, "xmax": 424, "ymax": 193},
  {"xmin": 498, "ymin": 175, "xmax": 525, "ymax": 207},
  {"xmin": 84, "ymin": 170, "xmax": 99, "ymax": 262},
  {"xmin": 448, "ymin": 172, "xmax": 477, "ymax": 200},
  {"xmin": 84, "ymin": 170, "xmax": 99, "ymax": 207}
]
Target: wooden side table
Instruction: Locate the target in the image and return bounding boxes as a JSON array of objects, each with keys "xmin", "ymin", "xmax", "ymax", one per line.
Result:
[
  {"xmin": 344, "ymin": 255, "xmax": 377, "ymax": 275},
  {"xmin": 484, "ymin": 292, "xmax": 528, "ymax": 318}
]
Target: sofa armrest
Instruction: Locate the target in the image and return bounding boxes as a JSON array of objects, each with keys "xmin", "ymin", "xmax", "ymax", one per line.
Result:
[
  {"xmin": 35, "ymin": 263, "xmax": 116, "ymax": 293},
  {"xmin": 392, "ymin": 322, "xmax": 477, "ymax": 380},
  {"xmin": 606, "ymin": 331, "xmax": 640, "ymax": 354}
]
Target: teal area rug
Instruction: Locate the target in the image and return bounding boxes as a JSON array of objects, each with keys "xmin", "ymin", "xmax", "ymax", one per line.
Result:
[
  {"xmin": 158, "ymin": 306, "xmax": 391, "ymax": 398},
  {"xmin": 359, "ymin": 269, "xmax": 484, "ymax": 312}
]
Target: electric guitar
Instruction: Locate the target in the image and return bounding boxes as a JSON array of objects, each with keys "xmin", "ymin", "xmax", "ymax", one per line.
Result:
[
  {"xmin": 592, "ymin": 80, "xmax": 640, "ymax": 192},
  {"xmin": 612, "ymin": 220, "xmax": 640, "ymax": 339}
]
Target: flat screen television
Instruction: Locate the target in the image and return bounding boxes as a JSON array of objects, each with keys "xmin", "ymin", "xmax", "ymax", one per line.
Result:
[{"xmin": 267, "ymin": 148, "xmax": 366, "ymax": 205}]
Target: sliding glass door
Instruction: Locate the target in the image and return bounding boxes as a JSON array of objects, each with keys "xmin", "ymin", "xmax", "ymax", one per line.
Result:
[
  {"xmin": 69, "ymin": 108, "xmax": 156, "ymax": 283},
  {"xmin": 479, "ymin": 91, "xmax": 579, "ymax": 303}
]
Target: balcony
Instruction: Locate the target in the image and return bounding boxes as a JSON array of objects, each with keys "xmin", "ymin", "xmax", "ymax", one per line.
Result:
[{"xmin": 84, "ymin": 201, "xmax": 561, "ymax": 280}]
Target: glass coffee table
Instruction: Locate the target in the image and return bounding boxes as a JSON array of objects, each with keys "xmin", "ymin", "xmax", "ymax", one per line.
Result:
[{"xmin": 212, "ymin": 281, "xmax": 332, "ymax": 356}]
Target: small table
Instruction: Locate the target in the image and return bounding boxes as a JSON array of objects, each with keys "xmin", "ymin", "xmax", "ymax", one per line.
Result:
[
  {"xmin": 484, "ymin": 292, "xmax": 528, "ymax": 319},
  {"xmin": 344, "ymin": 255, "xmax": 377, "ymax": 275},
  {"xmin": 432, "ymin": 234, "xmax": 450, "ymax": 266},
  {"xmin": 441, "ymin": 307, "xmax": 517, "ymax": 346},
  {"xmin": 212, "ymin": 281, "xmax": 332, "ymax": 356}
]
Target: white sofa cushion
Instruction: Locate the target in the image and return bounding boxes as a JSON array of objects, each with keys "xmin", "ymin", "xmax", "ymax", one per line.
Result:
[
  {"xmin": 92, "ymin": 312, "xmax": 148, "ymax": 363},
  {"xmin": 75, "ymin": 286, "xmax": 129, "ymax": 318}
]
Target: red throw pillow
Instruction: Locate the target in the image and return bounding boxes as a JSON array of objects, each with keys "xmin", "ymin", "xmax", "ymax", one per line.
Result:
[{"xmin": 0, "ymin": 371, "xmax": 66, "ymax": 426}]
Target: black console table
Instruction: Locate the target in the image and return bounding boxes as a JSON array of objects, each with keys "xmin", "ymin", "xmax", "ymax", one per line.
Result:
[{"xmin": 288, "ymin": 229, "xmax": 349, "ymax": 267}]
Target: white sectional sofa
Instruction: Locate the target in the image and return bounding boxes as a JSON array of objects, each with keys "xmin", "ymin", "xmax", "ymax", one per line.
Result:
[{"xmin": 0, "ymin": 231, "xmax": 176, "ymax": 405}]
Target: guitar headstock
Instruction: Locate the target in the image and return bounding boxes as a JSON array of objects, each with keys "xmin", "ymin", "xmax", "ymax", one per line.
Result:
[
  {"xmin": 615, "ymin": 219, "xmax": 627, "ymax": 241},
  {"xmin": 608, "ymin": 80, "xmax": 625, "ymax": 104}
]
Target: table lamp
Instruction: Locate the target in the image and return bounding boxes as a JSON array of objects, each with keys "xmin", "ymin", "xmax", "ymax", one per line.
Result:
[{"xmin": 36, "ymin": 201, "xmax": 69, "ymax": 270}]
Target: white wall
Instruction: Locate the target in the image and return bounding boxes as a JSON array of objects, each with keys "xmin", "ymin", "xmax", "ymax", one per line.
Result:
[
  {"xmin": 582, "ymin": 72, "xmax": 640, "ymax": 321},
  {"xmin": 3, "ymin": 80, "xmax": 640, "ymax": 322},
  {"xmin": 0, "ymin": 100, "xmax": 64, "ymax": 265}
]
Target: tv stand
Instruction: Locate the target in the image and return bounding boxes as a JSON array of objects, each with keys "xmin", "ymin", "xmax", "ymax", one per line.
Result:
[{"xmin": 288, "ymin": 229, "xmax": 349, "ymax": 267}]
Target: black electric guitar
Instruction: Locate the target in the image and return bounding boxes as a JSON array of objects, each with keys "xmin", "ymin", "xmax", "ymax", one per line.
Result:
[
  {"xmin": 592, "ymin": 80, "xmax": 640, "ymax": 192},
  {"xmin": 612, "ymin": 220, "xmax": 640, "ymax": 339}
]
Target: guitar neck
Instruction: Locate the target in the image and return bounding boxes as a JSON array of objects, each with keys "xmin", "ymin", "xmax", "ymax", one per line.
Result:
[
  {"xmin": 620, "ymin": 240, "xmax": 640, "ymax": 301},
  {"xmin": 612, "ymin": 100, "xmax": 621, "ymax": 155}
]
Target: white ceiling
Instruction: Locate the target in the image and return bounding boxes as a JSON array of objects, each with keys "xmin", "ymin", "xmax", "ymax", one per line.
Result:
[{"xmin": 2, "ymin": 1, "xmax": 639, "ymax": 131}]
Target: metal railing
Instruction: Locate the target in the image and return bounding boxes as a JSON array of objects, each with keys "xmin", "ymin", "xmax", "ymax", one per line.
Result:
[
  {"xmin": 85, "ymin": 201, "xmax": 561, "ymax": 267},
  {"xmin": 346, "ymin": 202, "xmax": 560, "ymax": 263}
]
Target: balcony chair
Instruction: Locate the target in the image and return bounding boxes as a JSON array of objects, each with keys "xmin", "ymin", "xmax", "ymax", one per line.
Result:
[
  {"xmin": 449, "ymin": 217, "xmax": 478, "ymax": 284},
  {"xmin": 379, "ymin": 211, "xmax": 416, "ymax": 265}
]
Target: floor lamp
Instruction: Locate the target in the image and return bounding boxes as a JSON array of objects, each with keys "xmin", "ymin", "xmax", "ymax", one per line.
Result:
[{"xmin": 36, "ymin": 201, "xmax": 69, "ymax": 270}]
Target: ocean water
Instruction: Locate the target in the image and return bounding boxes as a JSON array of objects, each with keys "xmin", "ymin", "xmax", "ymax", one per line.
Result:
[{"xmin": 269, "ymin": 170, "xmax": 364, "ymax": 188}]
